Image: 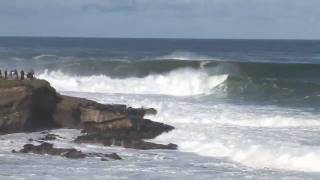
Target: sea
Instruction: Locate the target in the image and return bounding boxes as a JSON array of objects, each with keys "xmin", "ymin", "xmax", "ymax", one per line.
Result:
[{"xmin": 1, "ymin": 37, "xmax": 320, "ymax": 179}]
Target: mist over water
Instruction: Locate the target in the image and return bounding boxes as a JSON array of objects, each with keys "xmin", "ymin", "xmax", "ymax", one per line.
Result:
[{"xmin": 1, "ymin": 37, "xmax": 320, "ymax": 179}]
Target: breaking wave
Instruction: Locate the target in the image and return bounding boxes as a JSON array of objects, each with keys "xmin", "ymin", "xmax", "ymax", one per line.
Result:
[
  {"xmin": 38, "ymin": 68, "xmax": 228, "ymax": 96},
  {"xmin": 32, "ymin": 54, "xmax": 58, "ymax": 60},
  {"xmin": 37, "ymin": 59, "xmax": 320, "ymax": 106},
  {"xmin": 155, "ymin": 51, "xmax": 213, "ymax": 61}
]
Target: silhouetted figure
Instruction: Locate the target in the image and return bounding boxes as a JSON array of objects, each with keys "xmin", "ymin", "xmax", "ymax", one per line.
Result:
[
  {"xmin": 14, "ymin": 69, "xmax": 18, "ymax": 80},
  {"xmin": 4, "ymin": 70, "xmax": 7, "ymax": 79},
  {"xmin": 10, "ymin": 70, "xmax": 14, "ymax": 79},
  {"xmin": 0, "ymin": 70, "xmax": 2, "ymax": 79},
  {"xmin": 27, "ymin": 70, "xmax": 35, "ymax": 80},
  {"xmin": 20, "ymin": 70, "xmax": 25, "ymax": 80}
]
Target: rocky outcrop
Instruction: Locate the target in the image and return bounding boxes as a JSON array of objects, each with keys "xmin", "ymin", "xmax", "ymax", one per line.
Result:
[
  {"xmin": 75, "ymin": 133, "xmax": 177, "ymax": 150},
  {"xmin": 53, "ymin": 95, "xmax": 175, "ymax": 150},
  {"xmin": 0, "ymin": 80, "xmax": 59, "ymax": 134},
  {"xmin": 0, "ymin": 79, "xmax": 177, "ymax": 150},
  {"xmin": 13, "ymin": 143, "xmax": 122, "ymax": 160}
]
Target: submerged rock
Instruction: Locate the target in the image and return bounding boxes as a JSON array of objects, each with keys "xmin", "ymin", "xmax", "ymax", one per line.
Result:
[
  {"xmin": 63, "ymin": 149, "xmax": 87, "ymax": 159},
  {"xmin": 14, "ymin": 142, "xmax": 121, "ymax": 160},
  {"xmin": 39, "ymin": 133, "xmax": 64, "ymax": 141}
]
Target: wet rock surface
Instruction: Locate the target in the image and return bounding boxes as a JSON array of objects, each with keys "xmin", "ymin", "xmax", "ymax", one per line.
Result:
[
  {"xmin": 75, "ymin": 133, "xmax": 177, "ymax": 150},
  {"xmin": 39, "ymin": 133, "xmax": 64, "ymax": 141},
  {"xmin": 13, "ymin": 142, "xmax": 122, "ymax": 160}
]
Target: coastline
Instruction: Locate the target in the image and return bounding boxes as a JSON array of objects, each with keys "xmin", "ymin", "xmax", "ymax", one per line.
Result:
[{"xmin": 0, "ymin": 79, "xmax": 177, "ymax": 159}]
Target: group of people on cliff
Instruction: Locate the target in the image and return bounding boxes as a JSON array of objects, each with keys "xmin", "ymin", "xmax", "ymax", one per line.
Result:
[{"xmin": 0, "ymin": 69, "xmax": 35, "ymax": 80}]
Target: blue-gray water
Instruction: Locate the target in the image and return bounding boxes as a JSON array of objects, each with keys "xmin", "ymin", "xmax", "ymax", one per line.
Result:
[{"xmin": 1, "ymin": 37, "xmax": 320, "ymax": 179}]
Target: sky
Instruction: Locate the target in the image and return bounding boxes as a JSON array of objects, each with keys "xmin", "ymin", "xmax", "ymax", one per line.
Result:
[{"xmin": 0, "ymin": 0, "xmax": 320, "ymax": 39}]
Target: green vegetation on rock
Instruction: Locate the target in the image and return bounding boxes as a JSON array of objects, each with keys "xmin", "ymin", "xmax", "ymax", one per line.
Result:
[{"xmin": 0, "ymin": 79, "xmax": 50, "ymax": 89}]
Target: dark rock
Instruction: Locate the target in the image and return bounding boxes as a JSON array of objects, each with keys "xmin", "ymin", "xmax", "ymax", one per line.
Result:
[
  {"xmin": 39, "ymin": 133, "xmax": 63, "ymax": 141},
  {"xmin": 75, "ymin": 134, "xmax": 178, "ymax": 150},
  {"xmin": 105, "ymin": 153, "xmax": 122, "ymax": 160},
  {"xmin": 16, "ymin": 142, "xmax": 121, "ymax": 160},
  {"xmin": 80, "ymin": 129, "xmax": 86, "ymax": 134},
  {"xmin": 87, "ymin": 152, "xmax": 122, "ymax": 160},
  {"xmin": 121, "ymin": 140, "xmax": 178, "ymax": 150},
  {"xmin": 28, "ymin": 138, "xmax": 33, "ymax": 142},
  {"xmin": 20, "ymin": 143, "xmax": 66, "ymax": 155},
  {"xmin": 63, "ymin": 149, "xmax": 86, "ymax": 159}
]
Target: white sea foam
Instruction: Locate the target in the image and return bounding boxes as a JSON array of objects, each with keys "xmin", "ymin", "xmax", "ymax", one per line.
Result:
[
  {"xmin": 38, "ymin": 68, "xmax": 228, "ymax": 96},
  {"xmin": 156, "ymin": 51, "xmax": 214, "ymax": 61},
  {"xmin": 81, "ymin": 94, "xmax": 320, "ymax": 173},
  {"xmin": 32, "ymin": 54, "xmax": 58, "ymax": 60},
  {"xmin": 147, "ymin": 100, "xmax": 320, "ymax": 172}
]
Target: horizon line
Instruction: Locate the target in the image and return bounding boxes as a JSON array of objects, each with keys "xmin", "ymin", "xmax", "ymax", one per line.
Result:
[{"xmin": 0, "ymin": 35, "xmax": 319, "ymax": 41}]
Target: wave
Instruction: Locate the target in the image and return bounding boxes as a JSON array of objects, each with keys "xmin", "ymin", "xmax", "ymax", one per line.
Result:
[
  {"xmin": 156, "ymin": 129, "xmax": 320, "ymax": 172},
  {"xmin": 33, "ymin": 58, "xmax": 320, "ymax": 107},
  {"xmin": 87, "ymin": 92, "xmax": 320, "ymax": 173},
  {"xmin": 33, "ymin": 58, "xmax": 320, "ymax": 80},
  {"xmin": 39, "ymin": 59, "xmax": 204, "ymax": 77},
  {"xmin": 145, "ymin": 99, "xmax": 320, "ymax": 172},
  {"xmin": 38, "ymin": 68, "xmax": 228, "ymax": 96},
  {"xmin": 37, "ymin": 63, "xmax": 320, "ymax": 107},
  {"xmin": 32, "ymin": 54, "xmax": 58, "ymax": 60},
  {"xmin": 154, "ymin": 51, "xmax": 214, "ymax": 61}
]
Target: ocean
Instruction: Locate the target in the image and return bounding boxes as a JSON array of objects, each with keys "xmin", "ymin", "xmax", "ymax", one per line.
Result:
[{"xmin": 1, "ymin": 37, "xmax": 320, "ymax": 179}]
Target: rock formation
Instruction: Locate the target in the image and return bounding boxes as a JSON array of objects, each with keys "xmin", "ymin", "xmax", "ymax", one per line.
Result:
[
  {"xmin": 13, "ymin": 142, "xmax": 122, "ymax": 160},
  {"xmin": 0, "ymin": 79, "xmax": 177, "ymax": 150}
]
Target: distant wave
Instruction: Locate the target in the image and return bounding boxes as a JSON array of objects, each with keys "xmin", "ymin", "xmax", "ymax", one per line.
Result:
[
  {"xmin": 32, "ymin": 54, "xmax": 58, "ymax": 60},
  {"xmin": 154, "ymin": 51, "xmax": 214, "ymax": 61}
]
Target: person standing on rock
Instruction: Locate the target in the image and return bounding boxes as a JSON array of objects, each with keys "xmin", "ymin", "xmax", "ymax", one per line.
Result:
[
  {"xmin": 4, "ymin": 69, "xmax": 7, "ymax": 79},
  {"xmin": 30, "ymin": 69, "xmax": 35, "ymax": 79},
  {"xmin": 20, "ymin": 70, "xmax": 25, "ymax": 80},
  {"xmin": 27, "ymin": 70, "xmax": 35, "ymax": 80},
  {"xmin": 14, "ymin": 69, "xmax": 19, "ymax": 80}
]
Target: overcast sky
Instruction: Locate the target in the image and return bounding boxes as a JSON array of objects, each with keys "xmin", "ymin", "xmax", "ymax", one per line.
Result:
[{"xmin": 0, "ymin": 0, "xmax": 319, "ymax": 39}]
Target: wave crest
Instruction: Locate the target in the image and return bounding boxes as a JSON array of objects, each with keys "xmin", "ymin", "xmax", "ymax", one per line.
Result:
[
  {"xmin": 38, "ymin": 68, "xmax": 228, "ymax": 96},
  {"xmin": 155, "ymin": 51, "xmax": 213, "ymax": 61}
]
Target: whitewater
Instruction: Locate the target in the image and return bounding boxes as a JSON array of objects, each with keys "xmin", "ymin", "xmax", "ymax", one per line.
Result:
[
  {"xmin": 36, "ymin": 68, "xmax": 320, "ymax": 174},
  {"xmin": 1, "ymin": 37, "xmax": 320, "ymax": 179}
]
